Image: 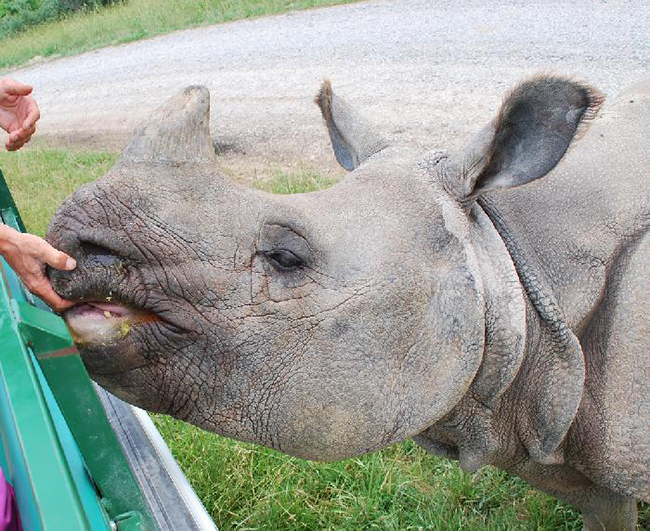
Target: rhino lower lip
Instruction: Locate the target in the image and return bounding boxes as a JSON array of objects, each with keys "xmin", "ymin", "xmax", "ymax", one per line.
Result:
[{"xmin": 65, "ymin": 301, "xmax": 160, "ymax": 345}]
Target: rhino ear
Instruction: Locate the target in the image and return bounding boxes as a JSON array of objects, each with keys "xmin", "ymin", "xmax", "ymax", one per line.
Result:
[
  {"xmin": 315, "ymin": 80, "xmax": 389, "ymax": 171},
  {"xmin": 119, "ymin": 85, "xmax": 216, "ymax": 165},
  {"xmin": 450, "ymin": 75, "xmax": 604, "ymax": 200}
]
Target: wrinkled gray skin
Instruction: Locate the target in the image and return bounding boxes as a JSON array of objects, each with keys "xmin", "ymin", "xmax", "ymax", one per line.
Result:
[{"xmin": 47, "ymin": 75, "xmax": 649, "ymax": 530}]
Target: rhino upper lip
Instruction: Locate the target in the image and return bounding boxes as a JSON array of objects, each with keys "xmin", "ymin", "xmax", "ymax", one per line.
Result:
[{"xmin": 61, "ymin": 276, "xmax": 174, "ymax": 329}]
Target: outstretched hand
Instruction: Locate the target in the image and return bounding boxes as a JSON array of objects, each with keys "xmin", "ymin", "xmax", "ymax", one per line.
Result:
[
  {"xmin": 0, "ymin": 225, "xmax": 77, "ymax": 312},
  {"xmin": 0, "ymin": 78, "xmax": 40, "ymax": 151}
]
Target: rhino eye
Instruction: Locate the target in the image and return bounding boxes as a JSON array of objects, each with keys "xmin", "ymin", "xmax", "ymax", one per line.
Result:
[{"xmin": 265, "ymin": 249, "xmax": 304, "ymax": 272}]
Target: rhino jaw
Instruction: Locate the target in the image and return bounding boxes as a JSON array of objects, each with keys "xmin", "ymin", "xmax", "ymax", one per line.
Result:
[{"xmin": 65, "ymin": 302, "xmax": 159, "ymax": 345}]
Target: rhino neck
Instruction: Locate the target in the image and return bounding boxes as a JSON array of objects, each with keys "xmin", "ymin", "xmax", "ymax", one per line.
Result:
[{"xmin": 414, "ymin": 197, "xmax": 586, "ymax": 472}]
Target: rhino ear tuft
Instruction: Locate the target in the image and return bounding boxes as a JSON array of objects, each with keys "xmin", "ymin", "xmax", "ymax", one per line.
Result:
[
  {"xmin": 120, "ymin": 85, "xmax": 216, "ymax": 165},
  {"xmin": 315, "ymin": 80, "xmax": 388, "ymax": 171},
  {"xmin": 450, "ymin": 75, "xmax": 605, "ymax": 201}
]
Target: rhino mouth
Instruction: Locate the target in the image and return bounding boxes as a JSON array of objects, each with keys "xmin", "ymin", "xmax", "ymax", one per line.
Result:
[
  {"xmin": 49, "ymin": 236, "xmax": 177, "ymax": 345},
  {"xmin": 65, "ymin": 301, "xmax": 161, "ymax": 345}
]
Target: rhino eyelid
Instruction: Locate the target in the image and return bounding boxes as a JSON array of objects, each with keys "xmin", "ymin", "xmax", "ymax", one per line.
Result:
[{"xmin": 264, "ymin": 223, "xmax": 314, "ymax": 252}]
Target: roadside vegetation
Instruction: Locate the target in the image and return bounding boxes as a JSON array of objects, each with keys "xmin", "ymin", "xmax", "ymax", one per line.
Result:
[
  {"xmin": 0, "ymin": 0, "xmax": 358, "ymax": 70},
  {"xmin": 0, "ymin": 147, "xmax": 647, "ymax": 530},
  {"xmin": 0, "ymin": 0, "xmax": 117, "ymax": 39},
  {"xmin": 0, "ymin": 148, "xmax": 116, "ymax": 234}
]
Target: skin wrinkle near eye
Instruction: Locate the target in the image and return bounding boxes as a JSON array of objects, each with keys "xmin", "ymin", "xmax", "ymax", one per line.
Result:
[
  {"xmin": 302, "ymin": 264, "xmax": 346, "ymax": 285},
  {"xmin": 257, "ymin": 283, "xmax": 371, "ymax": 319},
  {"xmin": 263, "ymin": 222, "xmax": 315, "ymax": 253}
]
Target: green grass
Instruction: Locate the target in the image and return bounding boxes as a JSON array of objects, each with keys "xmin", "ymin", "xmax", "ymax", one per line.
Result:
[
  {"xmin": 151, "ymin": 415, "xmax": 588, "ymax": 531},
  {"xmin": 0, "ymin": 0, "xmax": 359, "ymax": 70},
  {"xmin": 0, "ymin": 148, "xmax": 116, "ymax": 235},
  {"xmin": 253, "ymin": 165, "xmax": 339, "ymax": 195},
  {"xmin": 0, "ymin": 147, "xmax": 648, "ymax": 530}
]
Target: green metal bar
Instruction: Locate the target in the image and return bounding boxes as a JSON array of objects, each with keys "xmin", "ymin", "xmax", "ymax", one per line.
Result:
[
  {"xmin": 0, "ymin": 175, "xmax": 26, "ymax": 231},
  {"xmin": 0, "ymin": 266, "xmax": 92, "ymax": 531},
  {"xmin": 33, "ymin": 340, "xmax": 153, "ymax": 529},
  {"xmin": 29, "ymin": 345, "xmax": 112, "ymax": 530}
]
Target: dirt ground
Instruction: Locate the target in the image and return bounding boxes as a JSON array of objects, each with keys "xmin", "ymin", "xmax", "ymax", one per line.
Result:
[{"xmin": 7, "ymin": 0, "xmax": 650, "ymax": 179}]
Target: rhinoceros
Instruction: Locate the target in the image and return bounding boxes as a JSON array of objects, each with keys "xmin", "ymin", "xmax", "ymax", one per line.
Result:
[{"xmin": 47, "ymin": 75, "xmax": 649, "ymax": 530}]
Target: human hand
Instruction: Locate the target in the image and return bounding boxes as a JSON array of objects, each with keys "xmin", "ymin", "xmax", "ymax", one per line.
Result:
[
  {"xmin": 0, "ymin": 78, "xmax": 40, "ymax": 151},
  {"xmin": 0, "ymin": 225, "xmax": 76, "ymax": 312}
]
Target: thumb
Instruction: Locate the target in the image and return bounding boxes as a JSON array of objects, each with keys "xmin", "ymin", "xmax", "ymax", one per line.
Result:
[
  {"xmin": 43, "ymin": 244, "xmax": 77, "ymax": 271},
  {"xmin": 3, "ymin": 79, "xmax": 33, "ymax": 97}
]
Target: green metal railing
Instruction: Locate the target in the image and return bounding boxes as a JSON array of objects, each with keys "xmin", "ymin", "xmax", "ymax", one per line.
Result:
[{"xmin": 0, "ymin": 169, "xmax": 156, "ymax": 530}]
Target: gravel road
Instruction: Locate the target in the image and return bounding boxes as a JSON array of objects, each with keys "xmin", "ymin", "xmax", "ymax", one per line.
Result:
[{"xmin": 7, "ymin": 0, "xmax": 650, "ymax": 176}]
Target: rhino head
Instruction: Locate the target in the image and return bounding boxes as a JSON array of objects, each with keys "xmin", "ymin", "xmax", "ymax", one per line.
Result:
[{"xmin": 47, "ymin": 76, "xmax": 601, "ymax": 461}]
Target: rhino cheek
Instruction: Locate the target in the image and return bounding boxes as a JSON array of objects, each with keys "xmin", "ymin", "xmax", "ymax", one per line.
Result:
[{"xmin": 261, "ymin": 261, "xmax": 485, "ymax": 461}]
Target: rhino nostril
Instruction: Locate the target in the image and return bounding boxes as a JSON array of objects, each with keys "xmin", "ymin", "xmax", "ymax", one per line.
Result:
[{"xmin": 80, "ymin": 241, "xmax": 123, "ymax": 268}]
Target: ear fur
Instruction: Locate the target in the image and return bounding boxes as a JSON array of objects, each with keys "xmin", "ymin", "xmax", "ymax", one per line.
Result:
[{"xmin": 450, "ymin": 75, "xmax": 605, "ymax": 201}]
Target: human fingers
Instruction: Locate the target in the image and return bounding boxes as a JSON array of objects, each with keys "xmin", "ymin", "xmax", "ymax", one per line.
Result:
[
  {"xmin": 12, "ymin": 236, "xmax": 77, "ymax": 310},
  {"xmin": 5, "ymin": 137, "xmax": 27, "ymax": 151},
  {"xmin": 22, "ymin": 99, "xmax": 40, "ymax": 130},
  {"xmin": 5, "ymin": 132, "xmax": 30, "ymax": 152},
  {"xmin": 10, "ymin": 123, "xmax": 36, "ymax": 143},
  {"xmin": 1, "ymin": 78, "xmax": 33, "ymax": 97},
  {"xmin": 6, "ymin": 124, "xmax": 36, "ymax": 149},
  {"xmin": 26, "ymin": 276, "xmax": 76, "ymax": 312},
  {"xmin": 40, "ymin": 240, "xmax": 77, "ymax": 271}
]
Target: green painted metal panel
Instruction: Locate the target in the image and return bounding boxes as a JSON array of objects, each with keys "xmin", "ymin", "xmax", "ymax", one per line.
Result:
[
  {"xmin": 0, "ymin": 268, "xmax": 92, "ymax": 530},
  {"xmin": 30, "ymin": 346, "xmax": 112, "ymax": 530},
  {"xmin": 35, "ymin": 344, "xmax": 156, "ymax": 530},
  {"xmin": 0, "ymin": 174, "xmax": 26, "ymax": 231}
]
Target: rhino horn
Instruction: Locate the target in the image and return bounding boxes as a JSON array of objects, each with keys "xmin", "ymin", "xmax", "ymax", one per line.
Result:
[
  {"xmin": 316, "ymin": 80, "xmax": 389, "ymax": 171},
  {"xmin": 119, "ymin": 85, "xmax": 216, "ymax": 165}
]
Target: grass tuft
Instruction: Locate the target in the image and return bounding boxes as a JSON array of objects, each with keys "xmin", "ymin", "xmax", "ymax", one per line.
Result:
[
  {"xmin": 0, "ymin": 0, "xmax": 358, "ymax": 70},
  {"xmin": 252, "ymin": 165, "xmax": 339, "ymax": 195}
]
